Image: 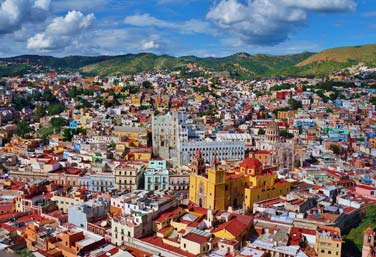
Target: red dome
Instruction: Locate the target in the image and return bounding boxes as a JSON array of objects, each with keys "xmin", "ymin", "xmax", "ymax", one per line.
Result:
[{"xmin": 240, "ymin": 158, "xmax": 262, "ymax": 170}]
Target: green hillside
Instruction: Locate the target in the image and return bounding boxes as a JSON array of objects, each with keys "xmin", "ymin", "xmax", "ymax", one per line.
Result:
[
  {"xmin": 82, "ymin": 52, "xmax": 314, "ymax": 77},
  {"xmin": 298, "ymin": 44, "xmax": 376, "ymax": 66},
  {"xmin": 0, "ymin": 64, "xmax": 32, "ymax": 77},
  {"xmin": 286, "ymin": 44, "xmax": 376, "ymax": 76},
  {"xmin": 1, "ymin": 55, "xmax": 116, "ymax": 70},
  {"xmin": 1, "ymin": 43, "xmax": 376, "ymax": 77}
]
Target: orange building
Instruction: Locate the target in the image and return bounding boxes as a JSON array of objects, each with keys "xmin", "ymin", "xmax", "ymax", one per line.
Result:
[
  {"xmin": 55, "ymin": 229, "xmax": 106, "ymax": 257},
  {"xmin": 249, "ymin": 150, "xmax": 271, "ymax": 166}
]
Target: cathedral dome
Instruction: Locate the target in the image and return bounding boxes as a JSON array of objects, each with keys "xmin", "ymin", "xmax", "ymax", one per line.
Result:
[
  {"xmin": 240, "ymin": 158, "xmax": 262, "ymax": 171},
  {"xmin": 266, "ymin": 121, "xmax": 279, "ymax": 134}
]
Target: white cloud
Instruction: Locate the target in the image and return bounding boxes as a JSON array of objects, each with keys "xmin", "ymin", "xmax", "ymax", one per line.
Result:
[
  {"xmin": 33, "ymin": 0, "xmax": 50, "ymax": 10},
  {"xmin": 141, "ymin": 40, "xmax": 160, "ymax": 50},
  {"xmin": 282, "ymin": 0, "xmax": 356, "ymax": 12},
  {"xmin": 54, "ymin": 28, "xmax": 169, "ymax": 56},
  {"xmin": 0, "ymin": 0, "xmax": 51, "ymax": 34},
  {"xmin": 51, "ymin": 0, "xmax": 109, "ymax": 12},
  {"xmin": 124, "ymin": 13, "xmax": 214, "ymax": 34},
  {"xmin": 207, "ymin": 0, "xmax": 357, "ymax": 46},
  {"xmin": 124, "ymin": 14, "xmax": 169, "ymax": 27},
  {"xmin": 27, "ymin": 10, "xmax": 95, "ymax": 51}
]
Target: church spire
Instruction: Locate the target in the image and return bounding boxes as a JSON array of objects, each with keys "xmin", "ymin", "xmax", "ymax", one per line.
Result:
[{"xmin": 211, "ymin": 152, "xmax": 218, "ymax": 170}]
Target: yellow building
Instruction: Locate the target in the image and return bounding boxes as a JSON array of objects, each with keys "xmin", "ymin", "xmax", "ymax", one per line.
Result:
[
  {"xmin": 315, "ymin": 226, "xmax": 342, "ymax": 257},
  {"xmin": 125, "ymin": 151, "xmax": 152, "ymax": 161},
  {"xmin": 51, "ymin": 194, "xmax": 85, "ymax": 213},
  {"xmin": 277, "ymin": 110, "xmax": 297, "ymax": 120},
  {"xmin": 189, "ymin": 151, "xmax": 290, "ymax": 211},
  {"xmin": 131, "ymin": 97, "xmax": 141, "ymax": 106},
  {"xmin": 112, "ymin": 126, "xmax": 148, "ymax": 146}
]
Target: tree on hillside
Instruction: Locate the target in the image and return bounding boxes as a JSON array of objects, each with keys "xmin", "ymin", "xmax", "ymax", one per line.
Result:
[
  {"xmin": 280, "ymin": 130, "xmax": 294, "ymax": 139},
  {"xmin": 14, "ymin": 120, "xmax": 32, "ymax": 137},
  {"xmin": 142, "ymin": 81, "xmax": 152, "ymax": 89},
  {"xmin": 34, "ymin": 104, "xmax": 46, "ymax": 121},
  {"xmin": 47, "ymin": 103, "xmax": 65, "ymax": 115},
  {"xmin": 258, "ymin": 128, "xmax": 265, "ymax": 135},
  {"xmin": 50, "ymin": 117, "xmax": 68, "ymax": 128},
  {"xmin": 329, "ymin": 144, "xmax": 340, "ymax": 155},
  {"xmin": 288, "ymin": 98, "xmax": 302, "ymax": 110}
]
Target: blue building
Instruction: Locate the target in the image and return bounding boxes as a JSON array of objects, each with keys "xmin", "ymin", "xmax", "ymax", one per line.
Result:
[
  {"xmin": 366, "ymin": 132, "xmax": 376, "ymax": 142},
  {"xmin": 88, "ymin": 173, "xmax": 115, "ymax": 192},
  {"xmin": 144, "ymin": 160, "xmax": 169, "ymax": 191},
  {"xmin": 69, "ymin": 120, "xmax": 79, "ymax": 128},
  {"xmin": 295, "ymin": 119, "xmax": 316, "ymax": 127},
  {"xmin": 334, "ymin": 99, "xmax": 343, "ymax": 107}
]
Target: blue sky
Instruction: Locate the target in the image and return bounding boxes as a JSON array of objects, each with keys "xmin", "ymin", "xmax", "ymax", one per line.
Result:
[{"xmin": 0, "ymin": 0, "xmax": 375, "ymax": 57}]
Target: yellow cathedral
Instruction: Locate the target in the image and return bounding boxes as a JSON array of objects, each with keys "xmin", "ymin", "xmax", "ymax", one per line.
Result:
[{"xmin": 189, "ymin": 151, "xmax": 290, "ymax": 211}]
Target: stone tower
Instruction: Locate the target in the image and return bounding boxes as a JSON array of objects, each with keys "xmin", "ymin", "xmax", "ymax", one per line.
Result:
[
  {"xmin": 191, "ymin": 150, "xmax": 205, "ymax": 175},
  {"xmin": 363, "ymin": 227, "xmax": 375, "ymax": 257},
  {"xmin": 265, "ymin": 120, "xmax": 280, "ymax": 143}
]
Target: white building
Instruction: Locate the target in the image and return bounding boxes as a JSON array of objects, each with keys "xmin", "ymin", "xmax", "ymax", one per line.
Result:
[
  {"xmin": 178, "ymin": 141, "xmax": 245, "ymax": 165},
  {"xmin": 111, "ymin": 191, "xmax": 179, "ymax": 244}
]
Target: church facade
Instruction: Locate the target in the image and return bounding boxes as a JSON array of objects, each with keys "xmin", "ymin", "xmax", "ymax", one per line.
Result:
[
  {"xmin": 256, "ymin": 120, "xmax": 296, "ymax": 171},
  {"xmin": 188, "ymin": 151, "xmax": 291, "ymax": 211}
]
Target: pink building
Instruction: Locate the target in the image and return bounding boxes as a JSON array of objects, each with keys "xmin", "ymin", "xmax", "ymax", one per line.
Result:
[{"xmin": 355, "ymin": 184, "xmax": 376, "ymax": 199}]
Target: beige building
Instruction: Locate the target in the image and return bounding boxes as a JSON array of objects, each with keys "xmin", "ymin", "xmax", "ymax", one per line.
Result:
[
  {"xmin": 112, "ymin": 126, "xmax": 148, "ymax": 146},
  {"xmin": 315, "ymin": 226, "xmax": 342, "ymax": 257},
  {"xmin": 181, "ymin": 229, "xmax": 213, "ymax": 256},
  {"xmin": 111, "ymin": 215, "xmax": 143, "ymax": 245},
  {"xmin": 51, "ymin": 194, "xmax": 85, "ymax": 213},
  {"xmin": 114, "ymin": 162, "xmax": 145, "ymax": 192}
]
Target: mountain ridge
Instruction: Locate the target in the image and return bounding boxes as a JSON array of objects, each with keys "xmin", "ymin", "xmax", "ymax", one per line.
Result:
[{"xmin": 1, "ymin": 43, "xmax": 375, "ymax": 77}]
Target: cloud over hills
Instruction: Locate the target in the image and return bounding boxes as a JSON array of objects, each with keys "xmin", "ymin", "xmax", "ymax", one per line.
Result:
[
  {"xmin": 206, "ymin": 0, "xmax": 357, "ymax": 46},
  {"xmin": 27, "ymin": 10, "xmax": 95, "ymax": 51}
]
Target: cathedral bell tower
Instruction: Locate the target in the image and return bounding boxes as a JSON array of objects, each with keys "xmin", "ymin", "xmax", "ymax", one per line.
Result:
[
  {"xmin": 191, "ymin": 150, "xmax": 205, "ymax": 175},
  {"xmin": 207, "ymin": 153, "xmax": 226, "ymax": 210},
  {"xmin": 363, "ymin": 227, "xmax": 375, "ymax": 257}
]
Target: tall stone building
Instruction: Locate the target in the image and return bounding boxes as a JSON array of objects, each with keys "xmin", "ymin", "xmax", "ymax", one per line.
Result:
[{"xmin": 152, "ymin": 112, "xmax": 188, "ymax": 161}]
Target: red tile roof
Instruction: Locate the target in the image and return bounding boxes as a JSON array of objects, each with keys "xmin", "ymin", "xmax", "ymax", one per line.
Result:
[
  {"xmin": 183, "ymin": 233, "xmax": 208, "ymax": 244},
  {"xmin": 357, "ymin": 184, "xmax": 376, "ymax": 190},
  {"xmin": 213, "ymin": 215, "xmax": 252, "ymax": 238},
  {"xmin": 141, "ymin": 236, "xmax": 196, "ymax": 257}
]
